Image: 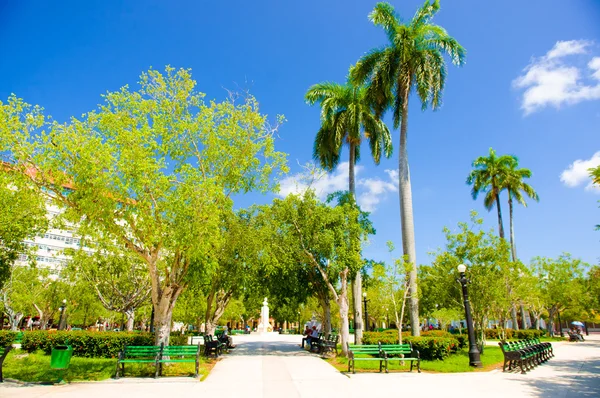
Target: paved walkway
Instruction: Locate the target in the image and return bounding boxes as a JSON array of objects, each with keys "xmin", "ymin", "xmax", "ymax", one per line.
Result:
[{"xmin": 1, "ymin": 333, "xmax": 599, "ymax": 397}]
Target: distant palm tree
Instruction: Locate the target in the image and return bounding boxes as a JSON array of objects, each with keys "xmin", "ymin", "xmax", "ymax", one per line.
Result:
[
  {"xmin": 502, "ymin": 162, "xmax": 539, "ymax": 261},
  {"xmin": 350, "ymin": 0, "xmax": 465, "ymax": 336},
  {"xmin": 305, "ymin": 80, "xmax": 392, "ymax": 344},
  {"xmin": 466, "ymin": 148, "xmax": 516, "ymax": 240}
]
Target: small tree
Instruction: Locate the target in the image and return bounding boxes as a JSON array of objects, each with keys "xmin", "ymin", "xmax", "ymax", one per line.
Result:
[{"xmin": 68, "ymin": 247, "xmax": 151, "ymax": 331}]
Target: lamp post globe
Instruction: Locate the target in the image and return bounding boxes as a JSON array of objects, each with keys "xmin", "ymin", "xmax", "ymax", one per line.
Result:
[{"xmin": 457, "ymin": 264, "xmax": 482, "ymax": 368}]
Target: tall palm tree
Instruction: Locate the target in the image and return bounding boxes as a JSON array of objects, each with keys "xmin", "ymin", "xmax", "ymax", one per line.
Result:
[
  {"xmin": 350, "ymin": 0, "xmax": 465, "ymax": 336},
  {"xmin": 502, "ymin": 162, "xmax": 539, "ymax": 261},
  {"xmin": 305, "ymin": 80, "xmax": 392, "ymax": 344},
  {"xmin": 466, "ymin": 148, "xmax": 516, "ymax": 239}
]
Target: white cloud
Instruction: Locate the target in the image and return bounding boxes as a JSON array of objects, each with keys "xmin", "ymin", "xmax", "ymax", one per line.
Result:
[
  {"xmin": 513, "ymin": 40, "xmax": 600, "ymax": 114},
  {"xmin": 278, "ymin": 162, "xmax": 399, "ymax": 212},
  {"xmin": 560, "ymin": 151, "xmax": 600, "ymax": 193}
]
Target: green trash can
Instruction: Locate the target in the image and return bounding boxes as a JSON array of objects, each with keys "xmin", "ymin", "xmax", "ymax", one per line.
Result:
[{"xmin": 50, "ymin": 345, "xmax": 73, "ymax": 370}]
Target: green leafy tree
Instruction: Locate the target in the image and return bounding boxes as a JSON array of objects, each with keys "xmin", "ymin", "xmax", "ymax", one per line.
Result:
[
  {"xmin": 261, "ymin": 190, "xmax": 370, "ymax": 355},
  {"xmin": 0, "ymin": 67, "xmax": 287, "ymax": 345},
  {"xmin": 203, "ymin": 210, "xmax": 266, "ymax": 336},
  {"xmin": 67, "ymin": 246, "xmax": 151, "ymax": 331},
  {"xmin": 350, "ymin": 0, "xmax": 465, "ymax": 336},
  {"xmin": 423, "ymin": 212, "xmax": 517, "ymax": 343},
  {"xmin": 305, "ymin": 80, "xmax": 392, "ymax": 344},
  {"xmin": 530, "ymin": 254, "xmax": 587, "ymax": 336}
]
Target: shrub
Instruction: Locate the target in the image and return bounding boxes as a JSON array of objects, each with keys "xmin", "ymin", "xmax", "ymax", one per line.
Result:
[
  {"xmin": 484, "ymin": 328, "xmax": 514, "ymax": 340},
  {"xmin": 21, "ymin": 331, "xmax": 154, "ymax": 358},
  {"xmin": 513, "ymin": 329, "xmax": 545, "ymax": 339},
  {"xmin": 363, "ymin": 331, "xmax": 460, "ymax": 360},
  {"xmin": 0, "ymin": 331, "xmax": 17, "ymax": 347},
  {"xmin": 169, "ymin": 334, "xmax": 189, "ymax": 346}
]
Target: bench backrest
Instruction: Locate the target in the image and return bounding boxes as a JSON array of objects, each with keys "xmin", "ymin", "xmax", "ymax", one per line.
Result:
[
  {"xmin": 380, "ymin": 343, "xmax": 412, "ymax": 354},
  {"xmin": 348, "ymin": 344, "xmax": 381, "ymax": 355},
  {"xmin": 162, "ymin": 345, "xmax": 200, "ymax": 357},
  {"xmin": 123, "ymin": 346, "xmax": 161, "ymax": 357}
]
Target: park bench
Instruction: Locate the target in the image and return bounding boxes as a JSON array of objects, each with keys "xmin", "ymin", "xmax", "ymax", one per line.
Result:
[
  {"xmin": 499, "ymin": 338, "xmax": 553, "ymax": 374},
  {"xmin": 156, "ymin": 344, "xmax": 202, "ymax": 378},
  {"xmin": 115, "ymin": 345, "xmax": 161, "ymax": 379},
  {"xmin": 318, "ymin": 334, "xmax": 339, "ymax": 355},
  {"xmin": 1, "ymin": 345, "xmax": 13, "ymax": 383},
  {"xmin": 309, "ymin": 332, "xmax": 324, "ymax": 352},
  {"xmin": 347, "ymin": 344, "xmax": 385, "ymax": 374},
  {"xmin": 379, "ymin": 343, "xmax": 421, "ymax": 373},
  {"xmin": 203, "ymin": 334, "xmax": 225, "ymax": 357}
]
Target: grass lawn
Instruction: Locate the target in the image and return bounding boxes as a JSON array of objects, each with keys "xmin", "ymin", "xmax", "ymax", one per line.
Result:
[
  {"xmin": 3, "ymin": 350, "xmax": 216, "ymax": 383},
  {"xmin": 327, "ymin": 346, "xmax": 504, "ymax": 373}
]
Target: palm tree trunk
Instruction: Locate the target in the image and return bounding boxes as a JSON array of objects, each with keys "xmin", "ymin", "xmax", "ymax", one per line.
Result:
[
  {"xmin": 508, "ymin": 192, "xmax": 517, "ymax": 261},
  {"xmin": 495, "ymin": 194, "xmax": 505, "ymax": 239},
  {"xmin": 348, "ymin": 140, "xmax": 364, "ymax": 345},
  {"xmin": 399, "ymin": 85, "xmax": 420, "ymax": 337}
]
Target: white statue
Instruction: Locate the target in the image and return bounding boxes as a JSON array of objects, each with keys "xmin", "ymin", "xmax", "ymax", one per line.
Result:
[{"xmin": 258, "ymin": 297, "xmax": 272, "ymax": 334}]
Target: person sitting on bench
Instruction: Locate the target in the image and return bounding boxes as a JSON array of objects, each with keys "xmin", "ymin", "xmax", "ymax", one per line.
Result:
[{"xmin": 301, "ymin": 326, "xmax": 311, "ymax": 348}]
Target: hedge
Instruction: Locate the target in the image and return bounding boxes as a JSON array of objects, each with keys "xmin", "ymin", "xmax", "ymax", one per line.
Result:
[
  {"xmin": 0, "ymin": 331, "xmax": 17, "ymax": 347},
  {"xmin": 21, "ymin": 331, "xmax": 154, "ymax": 358},
  {"xmin": 362, "ymin": 331, "xmax": 459, "ymax": 360},
  {"xmin": 483, "ymin": 328, "xmax": 545, "ymax": 340}
]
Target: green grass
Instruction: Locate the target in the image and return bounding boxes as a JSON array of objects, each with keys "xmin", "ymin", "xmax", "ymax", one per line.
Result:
[
  {"xmin": 327, "ymin": 346, "xmax": 505, "ymax": 373},
  {"xmin": 3, "ymin": 350, "xmax": 215, "ymax": 383}
]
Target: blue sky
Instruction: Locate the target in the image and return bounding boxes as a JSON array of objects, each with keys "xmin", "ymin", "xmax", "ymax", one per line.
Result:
[{"xmin": 1, "ymin": 0, "xmax": 599, "ymax": 267}]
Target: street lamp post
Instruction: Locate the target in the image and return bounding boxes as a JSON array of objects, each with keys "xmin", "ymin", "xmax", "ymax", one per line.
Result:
[
  {"xmin": 58, "ymin": 299, "xmax": 67, "ymax": 331},
  {"xmin": 362, "ymin": 293, "xmax": 369, "ymax": 332},
  {"xmin": 457, "ymin": 264, "xmax": 482, "ymax": 368}
]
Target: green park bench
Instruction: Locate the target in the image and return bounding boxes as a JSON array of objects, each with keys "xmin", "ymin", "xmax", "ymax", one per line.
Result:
[
  {"xmin": 499, "ymin": 338, "xmax": 553, "ymax": 374},
  {"xmin": 156, "ymin": 344, "xmax": 202, "ymax": 378},
  {"xmin": 347, "ymin": 344, "xmax": 385, "ymax": 373},
  {"xmin": 115, "ymin": 345, "xmax": 161, "ymax": 379},
  {"xmin": 1, "ymin": 344, "xmax": 14, "ymax": 383},
  {"xmin": 379, "ymin": 343, "xmax": 421, "ymax": 373}
]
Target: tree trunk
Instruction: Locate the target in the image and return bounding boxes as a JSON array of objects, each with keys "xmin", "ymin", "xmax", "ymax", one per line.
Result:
[
  {"xmin": 125, "ymin": 309, "xmax": 135, "ymax": 332},
  {"xmin": 520, "ymin": 304, "xmax": 527, "ymax": 329},
  {"xmin": 338, "ymin": 294, "xmax": 350, "ymax": 356},
  {"xmin": 511, "ymin": 305, "xmax": 519, "ymax": 331},
  {"xmin": 495, "ymin": 194, "xmax": 505, "ymax": 239},
  {"xmin": 152, "ymin": 287, "xmax": 182, "ymax": 346},
  {"xmin": 8, "ymin": 311, "xmax": 23, "ymax": 331},
  {"xmin": 318, "ymin": 292, "xmax": 332, "ymax": 336},
  {"xmin": 398, "ymin": 84, "xmax": 419, "ymax": 337},
  {"xmin": 204, "ymin": 288, "xmax": 232, "ymax": 337},
  {"xmin": 348, "ymin": 140, "xmax": 364, "ymax": 345},
  {"xmin": 508, "ymin": 193, "xmax": 517, "ymax": 261}
]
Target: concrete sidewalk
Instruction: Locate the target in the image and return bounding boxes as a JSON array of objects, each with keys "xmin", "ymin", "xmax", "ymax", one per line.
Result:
[{"xmin": 1, "ymin": 333, "xmax": 598, "ymax": 398}]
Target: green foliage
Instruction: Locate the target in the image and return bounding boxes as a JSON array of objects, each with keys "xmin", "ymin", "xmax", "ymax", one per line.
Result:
[
  {"xmin": 0, "ymin": 66, "xmax": 288, "ymax": 344},
  {"xmin": 0, "ymin": 168, "xmax": 48, "ymax": 290},
  {"xmin": 21, "ymin": 331, "xmax": 154, "ymax": 358},
  {"xmin": 420, "ymin": 212, "xmax": 519, "ymax": 334},
  {"xmin": 351, "ymin": 0, "xmax": 466, "ymax": 127},
  {"xmin": 362, "ymin": 330, "xmax": 460, "ymax": 360},
  {"xmin": 0, "ymin": 330, "xmax": 17, "ymax": 347},
  {"xmin": 483, "ymin": 328, "xmax": 545, "ymax": 340},
  {"xmin": 306, "ymin": 81, "xmax": 392, "ymax": 171}
]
